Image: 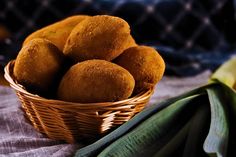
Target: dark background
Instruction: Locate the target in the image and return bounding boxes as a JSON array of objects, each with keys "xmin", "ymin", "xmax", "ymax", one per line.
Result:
[{"xmin": 0, "ymin": 0, "xmax": 236, "ymax": 75}]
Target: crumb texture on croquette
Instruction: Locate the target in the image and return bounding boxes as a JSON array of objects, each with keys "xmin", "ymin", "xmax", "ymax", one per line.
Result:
[
  {"xmin": 57, "ymin": 59, "xmax": 135, "ymax": 103},
  {"xmin": 63, "ymin": 15, "xmax": 135, "ymax": 62},
  {"xmin": 15, "ymin": 14, "xmax": 166, "ymax": 102},
  {"xmin": 23, "ymin": 15, "xmax": 90, "ymax": 51},
  {"xmin": 14, "ymin": 38, "xmax": 64, "ymax": 95},
  {"xmin": 114, "ymin": 46, "xmax": 165, "ymax": 93}
]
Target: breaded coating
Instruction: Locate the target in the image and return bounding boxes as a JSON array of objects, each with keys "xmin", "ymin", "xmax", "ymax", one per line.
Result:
[
  {"xmin": 63, "ymin": 15, "xmax": 135, "ymax": 62},
  {"xmin": 14, "ymin": 38, "xmax": 64, "ymax": 95},
  {"xmin": 114, "ymin": 46, "xmax": 165, "ymax": 93},
  {"xmin": 126, "ymin": 35, "xmax": 137, "ymax": 47},
  {"xmin": 57, "ymin": 60, "xmax": 135, "ymax": 103},
  {"xmin": 23, "ymin": 15, "xmax": 89, "ymax": 51}
]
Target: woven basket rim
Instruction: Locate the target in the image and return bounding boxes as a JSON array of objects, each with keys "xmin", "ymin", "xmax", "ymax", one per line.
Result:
[{"xmin": 4, "ymin": 60, "xmax": 154, "ymax": 107}]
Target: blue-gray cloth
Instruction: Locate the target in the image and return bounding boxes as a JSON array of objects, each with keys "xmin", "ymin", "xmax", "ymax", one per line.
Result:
[
  {"xmin": 0, "ymin": 86, "xmax": 80, "ymax": 157},
  {"xmin": 0, "ymin": 0, "xmax": 236, "ymax": 75}
]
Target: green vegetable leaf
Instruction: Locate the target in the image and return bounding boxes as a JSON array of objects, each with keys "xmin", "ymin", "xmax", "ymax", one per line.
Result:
[
  {"xmin": 203, "ymin": 86, "xmax": 229, "ymax": 157},
  {"xmin": 98, "ymin": 94, "xmax": 201, "ymax": 157},
  {"xmin": 210, "ymin": 57, "xmax": 236, "ymax": 89}
]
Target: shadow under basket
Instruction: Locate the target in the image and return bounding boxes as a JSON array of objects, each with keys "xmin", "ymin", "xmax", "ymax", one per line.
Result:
[{"xmin": 4, "ymin": 60, "xmax": 154, "ymax": 143}]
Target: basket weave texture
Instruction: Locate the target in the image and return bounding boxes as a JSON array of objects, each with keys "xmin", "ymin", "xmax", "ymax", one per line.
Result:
[{"xmin": 4, "ymin": 60, "xmax": 154, "ymax": 143}]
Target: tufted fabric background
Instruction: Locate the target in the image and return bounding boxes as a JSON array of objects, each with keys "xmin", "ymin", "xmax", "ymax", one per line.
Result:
[{"xmin": 0, "ymin": 0, "xmax": 236, "ymax": 75}]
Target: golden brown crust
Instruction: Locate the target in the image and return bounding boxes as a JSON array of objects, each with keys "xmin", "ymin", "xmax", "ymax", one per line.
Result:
[
  {"xmin": 57, "ymin": 59, "xmax": 135, "ymax": 103},
  {"xmin": 125, "ymin": 34, "xmax": 137, "ymax": 48},
  {"xmin": 114, "ymin": 46, "xmax": 165, "ymax": 93},
  {"xmin": 23, "ymin": 15, "xmax": 90, "ymax": 51},
  {"xmin": 63, "ymin": 15, "xmax": 135, "ymax": 62},
  {"xmin": 14, "ymin": 38, "xmax": 64, "ymax": 95}
]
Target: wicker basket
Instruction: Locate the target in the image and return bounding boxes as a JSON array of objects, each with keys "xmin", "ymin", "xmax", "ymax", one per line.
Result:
[{"xmin": 4, "ymin": 60, "xmax": 154, "ymax": 143}]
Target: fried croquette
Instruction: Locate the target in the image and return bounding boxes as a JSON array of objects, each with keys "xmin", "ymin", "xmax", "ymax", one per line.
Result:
[
  {"xmin": 14, "ymin": 38, "xmax": 64, "ymax": 95},
  {"xmin": 126, "ymin": 35, "xmax": 137, "ymax": 47},
  {"xmin": 63, "ymin": 15, "xmax": 135, "ymax": 62},
  {"xmin": 114, "ymin": 46, "xmax": 165, "ymax": 93},
  {"xmin": 57, "ymin": 60, "xmax": 135, "ymax": 103},
  {"xmin": 23, "ymin": 15, "xmax": 89, "ymax": 51}
]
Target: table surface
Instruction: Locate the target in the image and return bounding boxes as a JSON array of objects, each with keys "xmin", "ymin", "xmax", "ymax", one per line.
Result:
[{"xmin": 0, "ymin": 70, "xmax": 211, "ymax": 156}]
